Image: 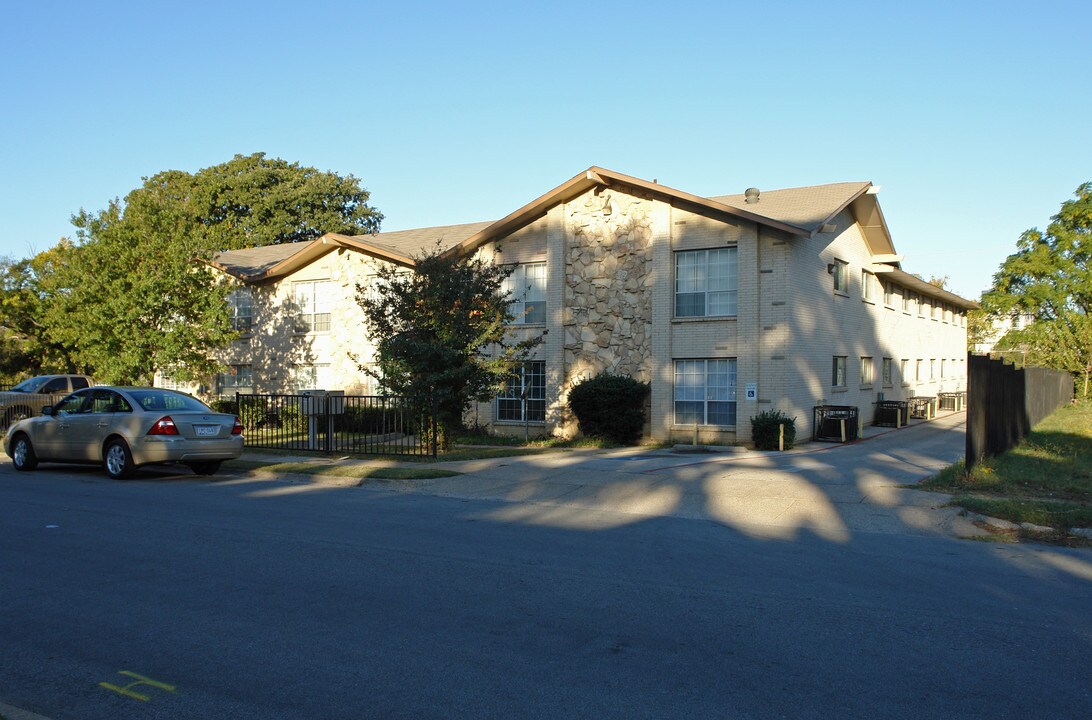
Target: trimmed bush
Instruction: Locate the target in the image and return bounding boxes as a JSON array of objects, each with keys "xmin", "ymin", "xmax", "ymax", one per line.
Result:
[
  {"xmin": 751, "ymin": 410, "xmax": 796, "ymax": 450},
  {"xmin": 209, "ymin": 399, "xmax": 238, "ymax": 415},
  {"xmin": 567, "ymin": 374, "xmax": 651, "ymax": 445}
]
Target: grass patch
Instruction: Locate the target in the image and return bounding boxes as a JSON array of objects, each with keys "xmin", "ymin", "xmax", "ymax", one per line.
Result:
[
  {"xmin": 953, "ymin": 495, "xmax": 1092, "ymax": 529},
  {"xmin": 919, "ymin": 400, "xmax": 1092, "ymax": 537}
]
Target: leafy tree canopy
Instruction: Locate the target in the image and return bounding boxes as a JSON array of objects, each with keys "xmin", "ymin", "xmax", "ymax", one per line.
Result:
[
  {"xmin": 981, "ymin": 182, "xmax": 1092, "ymax": 396},
  {"xmin": 357, "ymin": 247, "xmax": 543, "ymax": 450},
  {"xmin": 0, "ymin": 241, "xmax": 85, "ymax": 378},
  {"xmin": 1, "ymin": 153, "xmax": 381, "ymax": 384}
]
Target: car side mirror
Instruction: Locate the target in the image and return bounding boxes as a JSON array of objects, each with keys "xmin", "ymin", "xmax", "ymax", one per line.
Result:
[{"xmin": 41, "ymin": 405, "xmax": 53, "ymax": 416}]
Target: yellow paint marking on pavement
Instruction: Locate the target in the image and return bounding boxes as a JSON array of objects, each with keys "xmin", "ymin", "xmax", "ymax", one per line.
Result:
[{"xmin": 98, "ymin": 671, "xmax": 177, "ymax": 702}]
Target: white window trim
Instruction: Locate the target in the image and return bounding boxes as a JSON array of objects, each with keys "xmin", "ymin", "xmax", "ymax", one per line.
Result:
[{"xmin": 674, "ymin": 248, "xmax": 739, "ymax": 319}]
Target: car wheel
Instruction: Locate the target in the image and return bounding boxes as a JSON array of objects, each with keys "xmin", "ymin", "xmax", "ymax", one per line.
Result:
[
  {"xmin": 187, "ymin": 461, "xmax": 222, "ymax": 476},
  {"xmin": 103, "ymin": 439, "xmax": 135, "ymax": 479},
  {"xmin": 11, "ymin": 433, "xmax": 38, "ymax": 471}
]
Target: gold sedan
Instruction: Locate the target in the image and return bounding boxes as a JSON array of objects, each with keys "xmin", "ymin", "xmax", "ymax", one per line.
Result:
[{"xmin": 5, "ymin": 387, "xmax": 244, "ymax": 478}]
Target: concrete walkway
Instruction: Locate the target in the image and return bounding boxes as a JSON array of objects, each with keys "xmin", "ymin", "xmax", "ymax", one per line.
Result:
[{"xmin": 239, "ymin": 410, "xmax": 984, "ymax": 542}]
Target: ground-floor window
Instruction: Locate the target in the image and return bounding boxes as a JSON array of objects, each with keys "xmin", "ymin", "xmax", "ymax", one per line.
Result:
[
  {"xmin": 497, "ymin": 361, "xmax": 546, "ymax": 422},
  {"xmin": 218, "ymin": 364, "xmax": 253, "ymax": 393},
  {"xmin": 832, "ymin": 356, "xmax": 847, "ymax": 388},
  {"xmin": 674, "ymin": 359, "xmax": 737, "ymax": 426},
  {"xmin": 291, "ymin": 363, "xmax": 331, "ymax": 392}
]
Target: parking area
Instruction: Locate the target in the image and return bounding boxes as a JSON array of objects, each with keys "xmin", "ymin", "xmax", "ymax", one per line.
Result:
[{"xmin": 378, "ymin": 410, "xmax": 983, "ymax": 540}]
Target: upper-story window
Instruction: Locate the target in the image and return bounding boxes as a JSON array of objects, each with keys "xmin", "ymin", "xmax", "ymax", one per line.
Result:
[
  {"xmin": 832, "ymin": 259, "xmax": 848, "ymax": 293},
  {"xmin": 883, "ymin": 281, "xmax": 894, "ymax": 307},
  {"xmin": 901, "ymin": 287, "xmax": 910, "ymax": 312},
  {"xmin": 503, "ymin": 263, "xmax": 546, "ymax": 324},
  {"xmin": 294, "ymin": 280, "xmax": 332, "ymax": 333},
  {"xmin": 675, "ymin": 248, "xmax": 738, "ymax": 317},
  {"xmin": 862, "ymin": 271, "xmax": 875, "ymax": 302},
  {"xmin": 227, "ymin": 287, "xmax": 253, "ymax": 332}
]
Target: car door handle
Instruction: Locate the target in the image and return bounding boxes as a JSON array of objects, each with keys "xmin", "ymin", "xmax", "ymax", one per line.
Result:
[
  {"xmin": 58, "ymin": 423, "xmax": 70, "ymax": 429},
  {"xmin": 96, "ymin": 422, "xmax": 109, "ymax": 428}
]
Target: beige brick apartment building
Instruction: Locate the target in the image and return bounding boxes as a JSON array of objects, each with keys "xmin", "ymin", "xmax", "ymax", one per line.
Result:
[{"xmin": 199, "ymin": 167, "xmax": 975, "ymax": 443}]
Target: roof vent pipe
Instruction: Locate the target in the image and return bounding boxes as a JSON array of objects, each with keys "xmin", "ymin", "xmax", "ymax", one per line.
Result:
[{"xmin": 744, "ymin": 187, "xmax": 760, "ymax": 204}]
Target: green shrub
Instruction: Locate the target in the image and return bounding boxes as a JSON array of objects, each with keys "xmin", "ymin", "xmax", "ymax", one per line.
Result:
[
  {"xmin": 567, "ymin": 374, "xmax": 650, "ymax": 445},
  {"xmin": 751, "ymin": 410, "xmax": 796, "ymax": 450},
  {"xmin": 209, "ymin": 399, "xmax": 238, "ymax": 415}
]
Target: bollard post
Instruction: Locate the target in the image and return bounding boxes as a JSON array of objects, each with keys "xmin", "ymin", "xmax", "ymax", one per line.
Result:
[
  {"xmin": 858, "ymin": 413, "xmax": 863, "ymax": 439},
  {"xmin": 839, "ymin": 418, "xmax": 846, "ymax": 443},
  {"xmin": 693, "ymin": 421, "xmax": 699, "ymax": 447},
  {"xmin": 778, "ymin": 423, "xmax": 784, "ymax": 452}
]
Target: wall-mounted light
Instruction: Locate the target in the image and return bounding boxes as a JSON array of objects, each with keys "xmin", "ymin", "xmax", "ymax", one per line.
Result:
[{"xmin": 827, "ymin": 263, "xmax": 836, "ymax": 274}]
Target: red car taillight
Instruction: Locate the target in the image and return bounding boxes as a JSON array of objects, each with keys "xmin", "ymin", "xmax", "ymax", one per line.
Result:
[
  {"xmin": 231, "ymin": 417, "xmax": 243, "ymax": 435},
  {"xmin": 147, "ymin": 416, "xmax": 179, "ymax": 436}
]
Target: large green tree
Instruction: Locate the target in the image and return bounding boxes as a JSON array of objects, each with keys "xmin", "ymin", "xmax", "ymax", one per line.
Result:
[
  {"xmin": 9, "ymin": 153, "xmax": 381, "ymax": 384},
  {"xmin": 357, "ymin": 248, "xmax": 543, "ymax": 451},
  {"xmin": 981, "ymin": 182, "xmax": 1092, "ymax": 397},
  {"xmin": 0, "ymin": 242, "xmax": 86, "ymax": 378}
]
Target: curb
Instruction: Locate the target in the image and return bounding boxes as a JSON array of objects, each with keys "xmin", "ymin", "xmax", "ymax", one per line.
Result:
[{"xmin": 960, "ymin": 509, "xmax": 1092, "ymax": 539}]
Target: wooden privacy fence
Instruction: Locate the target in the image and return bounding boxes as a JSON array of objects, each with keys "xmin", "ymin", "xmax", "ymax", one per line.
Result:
[
  {"xmin": 233, "ymin": 392, "xmax": 438, "ymax": 457},
  {"xmin": 965, "ymin": 354, "xmax": 1073, "ymax": 469}
]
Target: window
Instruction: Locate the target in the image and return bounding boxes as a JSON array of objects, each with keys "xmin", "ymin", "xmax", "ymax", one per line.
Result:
[
  {"xmin": 54, "ymin": 389, "xmax": 90, "ymax": 414},
  {"xmin": 832, "ymin": 259, "xmax": 848, "ymax": 293},
  {"xmin": 882, "ymin": 358, "xmax": 893, "ymax": 386},
  {"xmin": 503, "ymin": 263, "xmax": 547, "ymax": 324},
  {"xmin": 931, "ymin": 300, "xmax": 939, "ymax": 320},
  {"xmin": 940, "ymin": 359, "xmax": 947, "ymax": 378},
  {"xmin": 901, "ymin": 288, "xmax": 910, "ymax": 312},
  {"xmin": 900, "ymin": 359, "xmax": 909, "ymax": 385},
  {"xmin": 291, "ymin": 363, "xmax": 331, "ymax": 392},
  {"xmin": 674, "ymin": 359, "xmax": 737, "ymax": 426},
  {"xmin": 917, "ymin": 294, "xmax": 925, "ymax": 317},
  {"xmin": 40, "ymin": 377, "xmax": 70, "ymax": 394},
  {"xmin": 883, "ymin": 281, "xmax": 894, "ymax": 307},
  {"xmin": 227, "ymin": 287, "xmax": 253, "ymax": 332},
  {"xmin": 860, "ymin": 357, "xmax": 874, "ymax": 386},
  {"xmin": 90, "ymin": 389, "xmax": 132, "ymax": 414},
  {"xmin": 930, "ymin": 359, "xmax": 936, "ymax": 380},
  {"xmin": 832, "ymin": 356, "xmax": 847, "ymax": 388},
  {"xmin": 497, "ymin": 361, "xmax": 546, "ymax": 422},
  {"xmin": 675, "ymin": 248, "xmax": 738, "ymax": 317},
  {"xmin": 293, "ymin": 280, "xmax": 332, "ymax": 333},
  {"xmin": 157, "ymin": 374, "xmax": 190, "ymax": 391},
  {"xmin": 916, "ymin": 359, "xmax": 923, "ymax": 382},
  {"xmin": 218, "ymin": 365, "xmax": 253, "ymax": 392},
  {"xmin": 862, "ymin": 271, "xmax": 875, "ymax": 302}
]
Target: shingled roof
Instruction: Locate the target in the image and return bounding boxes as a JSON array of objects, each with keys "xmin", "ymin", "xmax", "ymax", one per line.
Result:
[{"xmin": 206, "ymin": 168, "xmax": 890, "ymax": 283}]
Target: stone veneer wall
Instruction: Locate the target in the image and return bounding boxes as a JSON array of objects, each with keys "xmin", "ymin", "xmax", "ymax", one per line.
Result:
[{"xmin": 562, "ymin": 188, "xmax": 655, "ymax": 384}]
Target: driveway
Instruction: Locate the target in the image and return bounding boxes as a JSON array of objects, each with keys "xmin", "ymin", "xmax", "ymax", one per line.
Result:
[{"xmin": 404, "ymin": 411, "xmax": 980, "ymax": 541}]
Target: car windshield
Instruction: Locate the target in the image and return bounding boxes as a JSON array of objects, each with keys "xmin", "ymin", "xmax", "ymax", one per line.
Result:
[
  {"xmin": 127, "ymin": 390, "xmax": 212, "ymax": 413},
  {"xmin": 9, "ymin": 376, "xmax": 47, "ymax": 393}
]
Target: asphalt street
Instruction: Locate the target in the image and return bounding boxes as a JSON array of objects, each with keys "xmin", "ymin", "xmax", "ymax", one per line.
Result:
[{"xmin": 1, "ymin": 443, "xmax": 1090, "ymax": 719}]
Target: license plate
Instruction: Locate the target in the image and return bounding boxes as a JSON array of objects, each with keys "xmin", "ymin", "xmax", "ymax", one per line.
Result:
[{"xmin": 194, "ymin": 425, "xmax": 219, "ymax": 437}]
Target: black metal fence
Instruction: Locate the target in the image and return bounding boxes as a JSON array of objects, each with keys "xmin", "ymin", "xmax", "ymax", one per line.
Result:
[
  {"xmin": 232, "ymin": 393, "xmax": 437, "ymax": 457},
  {"xmin": 966, "ymin": 353, "xmax": 1073, "ymax": 469}
]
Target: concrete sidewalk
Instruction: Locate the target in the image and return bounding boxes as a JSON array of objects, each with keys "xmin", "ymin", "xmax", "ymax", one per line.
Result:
[{"xmin": 237, "ymin": 410, "xmax": 983, "ymax": 541}]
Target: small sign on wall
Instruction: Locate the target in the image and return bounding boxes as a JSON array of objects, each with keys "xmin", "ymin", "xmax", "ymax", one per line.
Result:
[{"xmin": 745, "ymin": 383, "xmax": 758, "ymax": 401}]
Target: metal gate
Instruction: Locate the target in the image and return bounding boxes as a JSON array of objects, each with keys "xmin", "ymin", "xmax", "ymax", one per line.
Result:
[{"xmin": 235, "ymin": 392, "xmax": 437, "ymax": 457}]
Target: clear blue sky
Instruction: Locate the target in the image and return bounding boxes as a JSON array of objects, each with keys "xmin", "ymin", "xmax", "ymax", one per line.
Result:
[{"xmin": 2, "ymin": 0, "xmax": 1088, "ymax": 300}]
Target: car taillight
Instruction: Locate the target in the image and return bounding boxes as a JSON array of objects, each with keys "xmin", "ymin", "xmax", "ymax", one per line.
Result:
[
  {"xmin": 231, "ymin": 417, "xmax": 243, "ymax": 435},
  {"xmin": 147, "ymin": 416, "xmax": 179, "ymax": 436}
]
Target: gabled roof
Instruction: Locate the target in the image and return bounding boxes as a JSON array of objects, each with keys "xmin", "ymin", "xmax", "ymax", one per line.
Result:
[
  {"xmin": 206, "ymin": 221, "xmax": 491, "ymax": 282},
  {"xmin": 206, "ymin": 167, "xmax": 923, "ymax": 296},
  {"xmin": 710, "ymin": 182, "xmax": 871, "ymax": 234}
]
